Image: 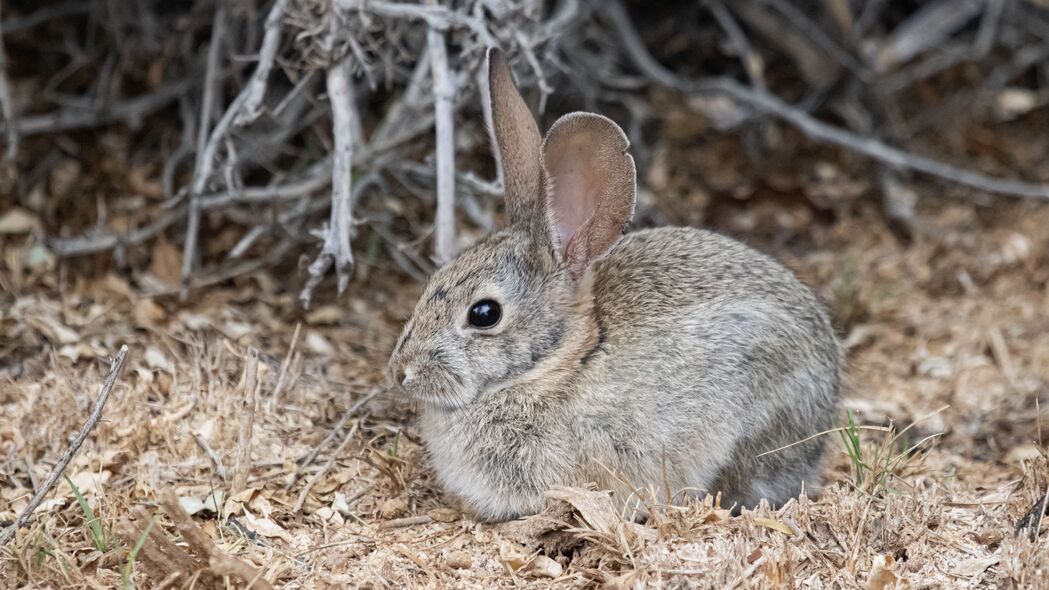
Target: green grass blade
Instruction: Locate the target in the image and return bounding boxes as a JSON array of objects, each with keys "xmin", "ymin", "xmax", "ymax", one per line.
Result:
[
  {"xmin": 64, "ymin": 474, "xmax": 107, "ymax": 552},
  {"xmin": 122, "ymin": 517, "xmax": 156, "ymax": 590}
]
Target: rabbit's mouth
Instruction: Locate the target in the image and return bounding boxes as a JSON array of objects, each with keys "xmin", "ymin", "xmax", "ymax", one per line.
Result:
[{"xmin": 394, "ymin": 364, "xmax": 477, "ymax": 410}]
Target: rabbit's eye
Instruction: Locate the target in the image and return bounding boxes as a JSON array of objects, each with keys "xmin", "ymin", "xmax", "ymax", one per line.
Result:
[{"xmin": 468, "ymin": 299, "xmax": 501, "ymax": 329}]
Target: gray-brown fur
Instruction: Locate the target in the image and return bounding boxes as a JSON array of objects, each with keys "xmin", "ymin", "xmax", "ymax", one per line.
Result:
[{"xmin": 386, "ymin": 49, "xmax": 842, "ymax": 521}]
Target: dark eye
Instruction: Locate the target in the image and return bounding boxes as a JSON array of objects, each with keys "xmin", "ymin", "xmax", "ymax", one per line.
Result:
[{"xmin": 468, "ymin": 299, "xmax": 501, "ymax": 329}]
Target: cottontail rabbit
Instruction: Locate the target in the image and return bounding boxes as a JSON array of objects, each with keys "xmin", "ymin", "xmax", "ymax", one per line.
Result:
[{"xmin": 387, "ymin": 49, "xmax": 842, "ymax": 522}]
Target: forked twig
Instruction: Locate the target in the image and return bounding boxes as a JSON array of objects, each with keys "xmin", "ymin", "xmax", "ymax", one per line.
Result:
[
  {"xmin": 237, "ymin": 0, "xmax": 290, "ymax": 125},
  {"xmin": 300, "ymin": 56, "xmax": 358, "ymax": 308}
]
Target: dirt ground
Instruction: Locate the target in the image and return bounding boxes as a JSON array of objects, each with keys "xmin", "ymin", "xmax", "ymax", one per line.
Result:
[{"xmin": 4, "ymin": 154, "xmax": 1049, "ymax": 587}]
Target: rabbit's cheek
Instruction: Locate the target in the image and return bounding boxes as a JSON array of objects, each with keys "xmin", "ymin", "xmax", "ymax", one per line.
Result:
[{"xmin": 396, "ymin": 360, "xmax": 480, "ymax": 410}]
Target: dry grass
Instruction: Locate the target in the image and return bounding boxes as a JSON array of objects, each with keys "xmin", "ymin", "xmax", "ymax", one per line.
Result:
[{"xmin": 3, "ymin": 196, "xmax": 1049, "ymax": 588}]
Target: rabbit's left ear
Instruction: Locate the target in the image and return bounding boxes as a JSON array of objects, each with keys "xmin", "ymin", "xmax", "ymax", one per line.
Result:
[{"xmin": 541, "ymin": 112, "xmax": 636, "ymax": 279}]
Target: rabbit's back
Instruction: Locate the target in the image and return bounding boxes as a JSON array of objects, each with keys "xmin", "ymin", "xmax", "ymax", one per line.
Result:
[{"xmin": 575, "ymin": 226, "xmax": 841, "ymax": 509}]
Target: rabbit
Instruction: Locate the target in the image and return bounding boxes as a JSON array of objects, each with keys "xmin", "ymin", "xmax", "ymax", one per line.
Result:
[{"xmin": 386, "ymin": 48, "xmax": 842, "ymax": 522}]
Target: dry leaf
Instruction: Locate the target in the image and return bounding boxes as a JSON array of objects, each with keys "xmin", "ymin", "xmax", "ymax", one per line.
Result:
[
  {"xmin": 753, "ymin": 517, "xmax": 797, "ymax": 536},
  {"xmin": 995, "ymin": 88, "xmax": 1039, "ymax": 121},
  {"xmin": 241, "ymin": 510, "xmax": 295, "ymax": 543},
  {"xmin": 445, "ymin": 550, "xmax": 473, "ymax": 569},
  {"xmin": 305, "ymin": 305, "xmax": 344, "ymax": 325},
  {"xmin": 133, "ymin": 298, "xmax": 167, "ymax": 328},
  {"xmin": 1005, "ymin": 444, "xmax": 1043, "ymax": 464},
  {"xmin": 543, "ymin": 486, "xmax": 619, "ymax": 535},
  {"xmin": 180, "ymin": 496, "xmax": 207, "ymax": 516},
  {"xmin": 144, "ymin": 347, "xmax": 174, "ymax": 373},
  {"xmin": 524, "ymin": 555, "xmax": 562, "ymax": 578},
  {"xmin": 28, "ymin": 314, "xmax": 80, "ymax": 344},
  {"xmin": 501, "ymin": 541, "xmax": 564, "ymax": 578},
  {"xmin": 305, "ymin": 331, "xmax": 334, "ymax": 356},
  {"xmin": 866, "ymin": 554, "xmax": 908, "ymax": 590},
  {"xmin": 150, "ymin": 235, "xmax": 183, "ymax": 285},
  {"xmin": 380, "ymin": 497, "xmax": 409, "ymax": 519},
  {"xmin": 428, "ymin": 507, "xmax": 460, "ymax": 523},
  {"xmin": 951, "ymin": 555, "xmax": 999, "ymax": 578},
  {"xmin": 332, "ymin": 492, "xmax": 351, "ymax": 517},
  {"xmin": 0, "ymin": 208, "xmax": 41, "ymax": 234}
]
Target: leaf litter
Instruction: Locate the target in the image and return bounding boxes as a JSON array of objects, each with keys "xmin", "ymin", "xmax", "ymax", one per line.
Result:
[{"xmin": 3, "ymin": 152, "xmax": 1049, "ymax": 589}]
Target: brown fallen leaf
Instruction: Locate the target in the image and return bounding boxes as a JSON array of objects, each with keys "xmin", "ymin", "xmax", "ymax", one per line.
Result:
[
  {"xmin": 753, "ymin": 517, "xmax": 797, "ymax": 537},
  {"xmin": 502, "ymin": 550, "xmax": 563, "ymax": 579},
  {"xmin": 150, "ymin": 235, "xmax": 183, "ymax": 286},
  {"xmin": 0, "ymin": 208, "xmax": 41, "ymax": 234},
  {"xmin": 866, "ymin": 554, "xmax": 909, "ymax": 590}
]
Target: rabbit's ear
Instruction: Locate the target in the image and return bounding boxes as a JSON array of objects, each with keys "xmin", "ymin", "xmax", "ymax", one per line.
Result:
[
  {"xmin": 488, "ymin": 48, "xmax": 545, "ymax": 229},
  {"xmin": 542, "ymin": 112, "xmax": 636, "ymax": 278}
]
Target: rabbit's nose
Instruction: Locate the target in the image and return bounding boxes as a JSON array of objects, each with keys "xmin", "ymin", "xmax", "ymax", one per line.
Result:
[
  {"xmin": 400, "ymin": 366, "xmax": 417, "ymax": 388},
  {"xmin": 391, "ymin": 363, "xmax": 416, "ymax": 389}
]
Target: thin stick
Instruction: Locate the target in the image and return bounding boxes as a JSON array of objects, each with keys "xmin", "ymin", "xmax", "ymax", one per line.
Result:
[
  {"xmin": 157, "ymin": 489, "xmax": 273, "ymax": 590},
  {"xmin": 237, "ymin": 0, "xmax": 289, "ymax": 125},
  {"xmin": 426, "ymin": 5, "xmax": 457, "ymax": 264},
  {"xmin": 1031, "ymin": 484, "xmax": 1049, "ymax": 541},
  {"xmin": 606, "ymin": 0, "xmax": 1049, "ymax": 201},
  {"xmin": 2, "ymin": 81, "xmax": 191, "ymax": 137},
  {"xmin": 231, "ymin": 347, "xmax": 260, "ymax": 497},
  {"xmin": 272, "ymin": 322, "xmax": 302, "ymax": 404},
  {"xmin": 293, "ymin": 421, "xmax": 360, "ymax": 514},
  {"xmin": 379, "ymin": 515, "xmax": 434, "ymax": 530},
  {"xmin": 0, "ymin": 345, "xmax": 129, "ymax": 545},
  {"xmin": 0, "ymin": 1, "xmax": 18, "ymax": 160},
  {"xmin": 192, "ymin": 432, "xmax": 229, "ymax": 481},
  {"xmin": 287, "ymin": 386, "xmax": 383, "ymax": 489},
  {"xmin": 300, "ymin": 56, "xmax": 358, "ymax": 308},
  {"xmin": 0, "ymin": 1, "xmax": 90, "ymax": 35},
  {"xmin": 181, "ymin": 5, "xmax": 227, "ymax": 301}
]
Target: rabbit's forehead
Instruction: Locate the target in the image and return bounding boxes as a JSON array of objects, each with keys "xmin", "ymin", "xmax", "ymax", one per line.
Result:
[{"xmin": 422, "ymin": 229, "xmax": 539, "ymax": 301}]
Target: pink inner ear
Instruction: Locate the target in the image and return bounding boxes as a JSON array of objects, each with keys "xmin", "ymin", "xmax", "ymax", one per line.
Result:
[
  {"xmin": 549, "ymin": 141, "xmax": 600, "ymax": 253},
  {"xmin": 542, "ymin": 112, "xmax": 636, "ymax": 276}
]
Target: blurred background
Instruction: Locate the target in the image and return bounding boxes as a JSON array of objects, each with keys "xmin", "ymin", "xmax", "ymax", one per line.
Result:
[{"xmin": 2, "ymin": 0, "xmax": 1048, "ymax": 304}]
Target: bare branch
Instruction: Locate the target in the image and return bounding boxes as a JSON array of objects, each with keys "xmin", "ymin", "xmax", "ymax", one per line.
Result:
[
  {"xmin": 1, "ymin": 80, "xmax": 191, "ymax": 136},
  {"xmin": 231, "ymin": 347, "xmax": 260, "ymax": 497},
  {"xmin": 427, "ymin": 10, "xmax": 457, "ymax": 265},
  {"xmin": 337, "ymin": 0, "xmax": 489, "ymax": 36},
  {"xmin": 157, "ymin": 489, "xmax": 274, "ymax": 590},
  {"xmin": 237, "ymin": 0, "xmax": 289, "ymax": 125},
  {"xmin": 871, "ymin": 0, "xmax": 984, "ymax": 71},
  {"xmin": 300, "ymin": 57, "xmax": 358, "ymax": 308},
  {"xmin": 0, "ymin": 2, "xmax": 18, "ymax": 160},
  {"xmin": 608, "ymin": 0, "xmax": 1049, "ymax": 200},
  {"xmin": 182, "ymin": 5, "xmax": 229, "ymax": 300}
]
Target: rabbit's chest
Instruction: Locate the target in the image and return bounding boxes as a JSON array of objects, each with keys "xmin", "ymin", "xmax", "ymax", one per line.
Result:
[{"xmin": 418, "ymin": 403, "xmax": 580, "ymax": 519}]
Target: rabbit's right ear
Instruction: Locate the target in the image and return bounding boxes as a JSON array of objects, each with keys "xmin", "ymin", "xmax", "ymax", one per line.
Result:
[
  {"xmin": 488, "ymin": 48, "xmax": 546, "ymax": 231},
  {"xmin": 542, "ymin": 113, "xmax": 636, "ymax": 280}
]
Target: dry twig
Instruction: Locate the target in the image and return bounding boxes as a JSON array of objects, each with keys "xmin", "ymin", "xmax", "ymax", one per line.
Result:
[
  {"xmin": 231, "ymin": 347, "xmax": 261, "ymax": 497},
  {"xmin": 300, "ymin": 56, "xmax": 359, "ymax": 308},
  {"xmin": 0, "ymin": 345, "xmax": 129, "ymax": 546},
  {"xmin": 237, "ymin": 0, "xmax": 290, "ymax": 125},
  {"xmin": 158, "ymin": 489, "xmax": 274, "ymax": 590},
  {"xmin": 606, "ymin": 0, "xmax": 1049, "ymax": 200},
  {"xmin": 293, "ymin": 420, "xmax": 360, "ymax": 514},
  {"xmin": 426, "ymin": 0, "xmax": 457, "ymax": 264},
  {"xmin": 0, "ymin": 2, "xmax": 18, "ymax": 161}
]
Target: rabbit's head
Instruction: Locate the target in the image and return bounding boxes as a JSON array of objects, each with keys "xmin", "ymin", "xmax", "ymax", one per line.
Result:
[{"xmin": 387, "ymin": 49, "xmax": 636, "ymax": 409}]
